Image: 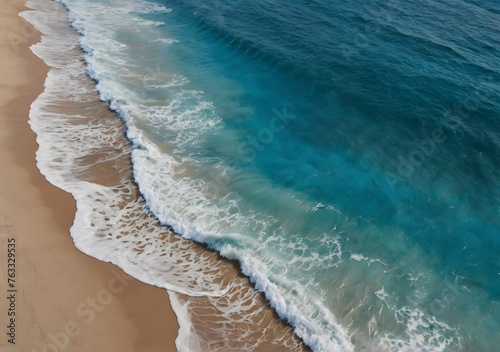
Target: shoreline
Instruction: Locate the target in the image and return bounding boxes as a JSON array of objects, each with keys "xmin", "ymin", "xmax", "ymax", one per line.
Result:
[
  {"xmin": 0, "ymin": 1, "xmax": 178, "ymax": 351},
  {"xmin": 2, "ymin": 0, "xmax": 311, "ymax": 351}
]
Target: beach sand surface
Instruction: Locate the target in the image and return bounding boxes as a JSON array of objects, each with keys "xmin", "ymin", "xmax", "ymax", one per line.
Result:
[{"xmin": 0, "ymin": 1, "xmax": 178, "ymax": 351}]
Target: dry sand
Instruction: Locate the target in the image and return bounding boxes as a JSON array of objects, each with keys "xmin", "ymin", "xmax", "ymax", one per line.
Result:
[{"xmin": 0, "ymin": 1, "xmax": 178, "ymax": 351}]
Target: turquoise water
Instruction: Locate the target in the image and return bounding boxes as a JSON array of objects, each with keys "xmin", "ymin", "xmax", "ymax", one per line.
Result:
[{"xmin": 59, "ymin": 0, "xmax": 499, "ymax": 350}]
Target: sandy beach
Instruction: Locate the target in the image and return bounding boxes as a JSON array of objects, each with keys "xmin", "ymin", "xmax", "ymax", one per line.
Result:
[{"xmin": 0, "ymin": 1, "xmax": 178, "ymax": 351}]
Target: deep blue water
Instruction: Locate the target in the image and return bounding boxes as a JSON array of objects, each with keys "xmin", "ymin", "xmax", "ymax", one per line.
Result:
[{"xmin": 61, "ymin": 0, "xmax": 500, "ymax": 350}]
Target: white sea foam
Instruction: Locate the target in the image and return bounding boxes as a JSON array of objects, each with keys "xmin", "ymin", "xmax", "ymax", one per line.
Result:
[
  {"xmin": 350, "ymin": 252, "xmax": 387, "ymax": 266},
  {"xmin": 373, "ymin": 288, "xmax": 462, "ymax": 351},
  {"xmin": 168, "ymin": 291, "xmax": 201, "ymax": 352}
]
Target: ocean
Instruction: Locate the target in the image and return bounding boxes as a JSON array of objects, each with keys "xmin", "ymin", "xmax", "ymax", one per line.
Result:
[{"xmin": 22, "ymin": 0, "xmax": 499, "ymax": 350}]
